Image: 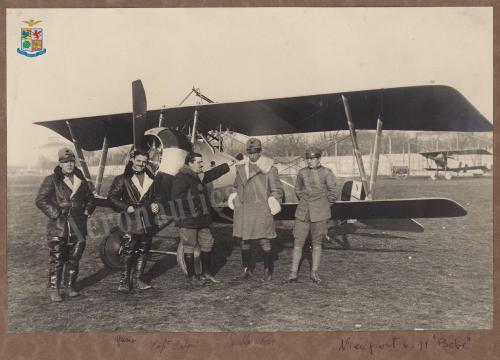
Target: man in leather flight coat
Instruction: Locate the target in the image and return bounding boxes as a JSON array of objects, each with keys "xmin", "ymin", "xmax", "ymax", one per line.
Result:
[
  {"xmin": 107, "ymin": 149, "xmax": 160, "ymax": 292},
  {"xmin": 35, "ymin": 148, "xmax": 96, "ymax": 302}
]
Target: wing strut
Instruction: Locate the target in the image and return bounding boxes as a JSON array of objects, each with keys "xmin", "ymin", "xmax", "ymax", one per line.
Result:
[
  {"xmin": 193, "ymin": 87, "xmax": 215, "ymax": 104},
  {"xmin": 368, "ymin": 118, "xmax": 383, "ymax": 197},
  {"xmin": 191, "ymin": 109, "xmax": 199, "ymax": 144},
  {"xmin": 158, "ymin": 106, "xmax": 167, "ymax": 128},
  {"xmin": 66, "ymin": 120, "xmax": 94, "ymax": 190},
  {"xmin": 341, "ymin": 95, "xmax": 370, "ymax": 198},
  {"xmin": 219, "ymin": 123, "xmax": 223, "ymax": 151},
  {"xmin": 94, "ymin": 126, "xmax": 109, "ymax": 195}
]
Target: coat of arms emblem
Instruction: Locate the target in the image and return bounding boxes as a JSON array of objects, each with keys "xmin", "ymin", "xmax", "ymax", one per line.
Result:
[{"xmin": 17, "ymin": 20, "xmax": 47, "ymax": 57}]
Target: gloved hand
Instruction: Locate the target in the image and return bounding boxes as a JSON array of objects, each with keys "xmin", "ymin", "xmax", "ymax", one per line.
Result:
[
  {"xmin": 268, "ymin": 196, "xmax": 281, "ymax": 215},
  {"xmin": 151, "ymin": 203, "xmax": 160, "ymax": 214},
  {"xmin": 228, "ymin": 193, "xmax": 238, "ymax": 210},
  {"xmin": 51, "ymin": 208, "xmax": 62, "ymax": 220}
]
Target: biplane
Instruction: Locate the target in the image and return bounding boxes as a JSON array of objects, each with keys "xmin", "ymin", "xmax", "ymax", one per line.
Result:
[
  {"xmin": 35, "ymin": 81, "xmax": 492, "ymax": 269},
  {"xmin": 419, "ymin": 149, "xmax": 492, "ymax": 180}
]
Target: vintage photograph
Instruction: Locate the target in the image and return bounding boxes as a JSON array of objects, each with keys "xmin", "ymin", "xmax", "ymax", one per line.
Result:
[{"xmin": 6, "ymin": 7, "xmax": 492, "ymax": 332}]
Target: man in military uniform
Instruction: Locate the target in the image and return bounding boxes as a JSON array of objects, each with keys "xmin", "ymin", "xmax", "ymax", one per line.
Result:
[
  {"xmin": 288, "ymin": 147, "xmax": 337, "ymax": 284},
  {"xmin": 171, "ymin": 152, "xmax": 235, "ymax": 285},
  {"xmin": 228, "ymin": 138, "xmax": 284, "ymax": 281},
  {"xmin": 107, "ymin": 149, "xmax": 160, "ymax": 292},
  {"xmin": 35, "ymin": 148, "xmax": 96, "ymax": 302}
]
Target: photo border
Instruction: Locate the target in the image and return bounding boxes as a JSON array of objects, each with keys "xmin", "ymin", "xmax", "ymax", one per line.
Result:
[{"xmin": 1, "ymin": 1, "xmax": 497, "ymax": 359}]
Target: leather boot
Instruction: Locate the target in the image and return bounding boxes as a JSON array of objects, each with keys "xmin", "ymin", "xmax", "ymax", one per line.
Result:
[
  {"xmin": 185, "ymin": 254, "xmax": 202, "ymax": 286},
  {"xmin": 134, "ymin": 255, "xmax": 152, "ymax": 290},
  {"xmin": 200, "ymin": 251, "xmax": 220, "ymax": 284},
  {"xmin": 67, "ymin": 270, "xmax": 80, "ymax": 297},
  {"xmin": 290, "ymin": 247, "xmax": 302, "ymax": 273},
  {"xmin": 49, "ymin": 289, "xmax": 63, "ymax": 302},
  {"xmin": 262, "ymin": 251, "xmax": 274, "ymax": 281},
  {"xmin": 236, "ymin": 249, "xmax": 253, "ymax": 280},
  {"xmin": 310, "ymin": 271, "xmax": 322, "ymax": 284},
  {"xmin": 311, "ymin": 246, "xmax": 322, "ymax": 284},
  {"xmin": 48, "ymin": 265, "xmax": 65, "ymax": 287},
  {"xmin": 118, "ymin": 234, "xmax": 136, "ymax": 293},
  {"xmin": 66, "ymin": 241, "xmax": 86, "ymax": 297},
  {"xmin": 200, "ymin": 250, "xmax": 211, "ymax": 276},
  {"xmin": 286, "ymin": 246, "xmax": 303, "ymax": 283},
  {"xmin": 118, "ymin": 259, "xmax": 133, "ymax": 293},
  {"xmin": 48, "ymin": 271, "xmax": 63, "ymax": 302},
  {"xmin": 48, "ymin": 237, "xmax": 66, "ymax": 302}
]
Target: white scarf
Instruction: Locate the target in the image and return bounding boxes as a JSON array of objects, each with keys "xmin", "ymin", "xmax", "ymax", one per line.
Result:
[
  {"xmin": 131, "ymin": 174, "xmax": 153, "ymax": 200},
  {"xmin": 63, "ymin": 175, "xmax": 82, "ymax": 199},
  {"xmin": 243, "ymin": 155, "xmax": 274, "ymax": 177}
]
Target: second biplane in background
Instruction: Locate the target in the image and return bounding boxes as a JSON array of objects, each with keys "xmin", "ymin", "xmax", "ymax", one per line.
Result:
[{"xmin": 419, "ymin": 148, "xmax": 492, "ymax": 180}]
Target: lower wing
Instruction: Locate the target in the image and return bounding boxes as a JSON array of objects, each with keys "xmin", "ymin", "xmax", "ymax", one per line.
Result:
[{"xmin": 211, "ymin": 197, "xmax": 466, "ymax": 224}]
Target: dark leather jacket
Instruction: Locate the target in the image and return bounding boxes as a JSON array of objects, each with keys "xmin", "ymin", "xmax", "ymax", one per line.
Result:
[
  {"xmin": 171, "ymin": 163, "xmax": 230, "ymax": 229},
  {"xmin": 153, "ymin": 171, "xmax": 175, "ymax": 216},
  {"xmin": 107, "ymin": 164, "xmax": 158, "ymax": 235},
  {"xmin": 35, "ymin": 166, "xmax": 96, "ymax": 239}
]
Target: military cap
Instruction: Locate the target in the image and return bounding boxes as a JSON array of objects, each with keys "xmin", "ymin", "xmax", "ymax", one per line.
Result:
[
  {"xmin": 58, "ymin": 147, "xmax": 76, "ymax": 162},
  {"xmin": 305, "ymin": 147, "xmax": 322, "ymax": 159},
  {"xmin": 246, "ymin": 138, "xmax": 262, "ymax": 154}
]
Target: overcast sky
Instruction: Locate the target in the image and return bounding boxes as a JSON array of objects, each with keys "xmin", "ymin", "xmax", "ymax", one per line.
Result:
[{"xmin": 6, "ymin": 7, "xmax": 492, "ymax": 166}]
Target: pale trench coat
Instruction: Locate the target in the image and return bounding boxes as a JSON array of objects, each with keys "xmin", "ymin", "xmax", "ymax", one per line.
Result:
[{"xmin": 231, "ymin": 157, "xmax": 284, "ymax": 240}]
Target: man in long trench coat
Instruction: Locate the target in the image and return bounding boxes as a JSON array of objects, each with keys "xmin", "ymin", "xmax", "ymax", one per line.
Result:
[{"xmin": 228, "ymin": 138, "xmax": 284, "ymax": 281}]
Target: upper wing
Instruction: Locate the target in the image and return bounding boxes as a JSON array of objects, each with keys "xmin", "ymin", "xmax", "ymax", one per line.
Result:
[
  {"xmin": 35, "ymin": 111, "xmax": 140, "ymax": 151},
  {"xmin": 35, "ymin": 85, "xmax": 492, "ymax": 151},
  {"xmin": 420, "ymin": 148, "xmax": 492, "ymax": 158}
]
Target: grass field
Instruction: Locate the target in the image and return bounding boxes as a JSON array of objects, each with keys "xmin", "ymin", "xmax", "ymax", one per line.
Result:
[{"xmin": 7, "ymin": 175, "xmax": 492, "ymax": 332}]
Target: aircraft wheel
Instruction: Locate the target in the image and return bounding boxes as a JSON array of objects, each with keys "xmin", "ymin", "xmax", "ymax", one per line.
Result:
[
  {"xmin": 99, "ymin": 227, "xmax": 125, "ymax": 270},
  {"xmin": 430, "ymin": 174, "xmax": 437, "ymax": 181},
  {"xmin": 444, "ymin": 172, "xmax": 453, "ymax": 180}
]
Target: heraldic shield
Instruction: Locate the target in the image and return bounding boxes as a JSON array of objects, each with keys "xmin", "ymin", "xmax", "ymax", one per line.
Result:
[{"xmin": 17, "ymin": 27, "xmax": 47, "ymax": 57}]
